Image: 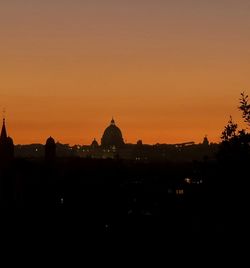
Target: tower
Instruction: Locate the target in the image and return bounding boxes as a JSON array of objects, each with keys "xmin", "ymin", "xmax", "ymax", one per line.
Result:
[{"xmin": 0, "ymin": 118, "xmax": 14, "ymax": 163}]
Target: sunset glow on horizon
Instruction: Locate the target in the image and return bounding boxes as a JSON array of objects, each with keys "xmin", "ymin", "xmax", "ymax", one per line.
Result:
[{"xmin": 1, "ymin": 1, "xmax": 250, "ymax": 145}]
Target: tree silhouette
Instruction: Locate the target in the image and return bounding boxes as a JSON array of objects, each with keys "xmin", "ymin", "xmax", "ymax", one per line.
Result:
[
  {"xmin": 221, "ymin": 92, "xmax": 250, "ymax": 143},
  {"xmin": 221, "ymin": 116, "xmax": 238, "ymax": 142},
  {"xmin": 219, "ymin": 93, "xmax": 250, "ymax": 162},
  {"xmin": 239, "ymin": 92, "xmax": 250, "ymax": 126}
]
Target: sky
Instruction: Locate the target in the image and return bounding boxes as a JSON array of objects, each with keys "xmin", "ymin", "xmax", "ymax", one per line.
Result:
[{"xmin": 0, "ymin": 0, "xmax": 250, "ymax": 145}]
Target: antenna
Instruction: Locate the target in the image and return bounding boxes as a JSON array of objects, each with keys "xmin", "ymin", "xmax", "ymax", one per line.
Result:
[{"xmin": 2, "ymin": 108, "xmax": 6, "ymax": 121}]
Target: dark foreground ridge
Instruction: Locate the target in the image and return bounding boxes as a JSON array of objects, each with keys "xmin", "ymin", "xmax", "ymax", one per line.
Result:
[{"xmin": 0, "ymin": 156, "xmax": 248, "ymax": 236}]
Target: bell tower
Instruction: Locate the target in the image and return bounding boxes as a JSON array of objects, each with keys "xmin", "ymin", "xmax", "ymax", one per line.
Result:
[{"xmin": 0, "ymin": 115, "xmax": 14, "ymax": 163}]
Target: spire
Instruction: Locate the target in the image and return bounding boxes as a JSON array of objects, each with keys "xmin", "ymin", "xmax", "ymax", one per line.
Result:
[
  {"xmin": 0, "ymin": 118, "xmax": 7, "ymax": 141},
  {"xmin": 111, "ymin": 117, "xmax": 115, "ymax": 125}
]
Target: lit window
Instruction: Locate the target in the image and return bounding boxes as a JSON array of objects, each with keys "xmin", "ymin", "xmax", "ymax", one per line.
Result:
[
  {"xmin": 176, "ymin": 189, "xmax": 184, "ymax": 195},
  {"xmin": 184, "ymin": 178, "xmax": 191, "ymax": 184}
]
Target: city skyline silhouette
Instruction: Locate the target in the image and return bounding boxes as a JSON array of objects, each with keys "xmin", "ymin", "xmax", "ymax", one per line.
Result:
[
  {"xmin": 1, "ymin": 1, "xmax": 250, "ymax": 237},
  {"xmin": 1, "ymin": 115, "xmax": 208, "ymax": 146}
]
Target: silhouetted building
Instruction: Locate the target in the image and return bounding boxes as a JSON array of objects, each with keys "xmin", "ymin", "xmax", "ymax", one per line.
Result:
[
  {"xmin": 202, "ymin": 136, "xmax": 209, "ymax": 146},
  {"xmin": 137, "ymin": 140, "xmax": 143, "ymax": 146},
  {"xmin": 45, "ymin": 136, "xmax": 56, "ymax": 162},
  {"xmin": 91, "ymin": 138, "xmax": 99, "ymax": 148},
  {"xmin": 101, "ymin": 118, "xmax": 125, "ymax": 148},
  {"xmin": 0, "ymin": 118, "xmax": 14, "ymax": 163}
]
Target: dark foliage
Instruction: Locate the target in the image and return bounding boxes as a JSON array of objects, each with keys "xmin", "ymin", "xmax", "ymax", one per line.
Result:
[{"xmin": 239, "ymin": 92, "xmax": 250, "ymax": 126}]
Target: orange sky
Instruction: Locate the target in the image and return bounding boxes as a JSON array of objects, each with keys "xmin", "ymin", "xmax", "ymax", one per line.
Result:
[{"xmin": 0, "ymin": 1, "xmax": 250, "ymax": 145}]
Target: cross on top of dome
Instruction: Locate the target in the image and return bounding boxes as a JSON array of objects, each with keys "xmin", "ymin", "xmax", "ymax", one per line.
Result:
[{"xmin": 111, "ymin": 117, "xmax": 115, "ymax": 125}]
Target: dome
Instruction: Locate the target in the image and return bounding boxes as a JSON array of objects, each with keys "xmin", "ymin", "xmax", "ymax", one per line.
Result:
[
  {"xmin": 202, "ymin": 136, "xmax": 209, "ymax": 146},
  {"xmin": 45, "ymin": 136, "xmax": 56, "ymax": 161},
  {"xmin": 91, "ymin": 138, "xmax": 99, "ymax": 148},
  {"xmin": 101, "ymin": 118, "xmax": 125, "ymax": 148},
  {"xmin": 137, "ymin": 140, "xmax": 143, "ymax": 146},
  {"xmin": 46, "ymin": 136, "xmax": 55, "ymax": 145}
]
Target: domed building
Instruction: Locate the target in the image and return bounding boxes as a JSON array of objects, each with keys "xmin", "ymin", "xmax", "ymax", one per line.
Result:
[
  {"xmin": 101, "ymin": 118, "xmax": 125, "ymax": 148},
  {"xmin": 91, "ymin": 138, "xmax": 99, "ymax": 148},
  {"xmin": 45, "ymin": 136, "xmax": 56, "ymax": 161}
]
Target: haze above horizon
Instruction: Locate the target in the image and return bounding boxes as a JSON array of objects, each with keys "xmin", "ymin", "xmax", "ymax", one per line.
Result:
[{"xmin": 1, "ymin": 1, "xmax": 250, "ymax": 145}]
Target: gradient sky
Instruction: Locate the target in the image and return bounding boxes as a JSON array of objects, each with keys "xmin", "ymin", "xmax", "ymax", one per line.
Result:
[{"xmin": 1, "ymin": 0, "xmax": 250, "ymax": 145}]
